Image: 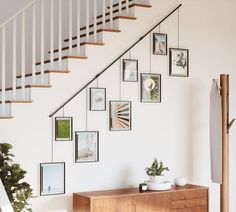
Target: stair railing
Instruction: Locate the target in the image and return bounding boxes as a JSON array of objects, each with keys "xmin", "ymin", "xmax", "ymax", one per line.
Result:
[{"xmin": 0, "ymin": 0, "xmax": 131, "ymax": 116}]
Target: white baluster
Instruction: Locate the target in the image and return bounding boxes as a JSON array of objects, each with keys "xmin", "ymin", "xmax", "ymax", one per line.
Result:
[
  {"xmin": 40, "ymin": 0, "xmax": 45, "ymax": 82},
  {"xmin": 69, "ymin": 0, "xmax": 72, "ymax": 55},
  {"xmin": 94, "ymin": 0, "xmax": 97, "ymax": 42},
  {"xmin": 77, "ymin": 0, "xmax": 81, "ymax": 55},
  {"xmin": 32, "ymin": 2, "xmax": 36, "ymax": 83},
  {"xmin": 110, "ymin": 0, "xmax": 113, "ymax": 28},
  {"xmin": 21, "ymin": 12, "xmax": 26, "ymax": 97},
  {"xmin": 1, "ymin": 26, "xmax": 6, "ymax": 114},
  {"xmin": 58, "ymin": 0, "xmax": 62, "ymax": 67},
  {"xmin": 12, "ymin": 17, "xmax": 16, "ymax": 99},
  {"xmin": 119, "ymin": 0, "xmax": 122, "ymax": 13},
  {"xmin": 86, "ymin": 0, "xmax": 89, "ymax": 42},
  {"xmin": 126, "ymin": 0, "xmax": 129, "ymax": 14},
  {"xmin": 102, "ymin": 0, "xmax": 105, "ymax": 28},
  {"xmin": 50, "ymin": 0, "xmax": 54, "ymax": 69}
]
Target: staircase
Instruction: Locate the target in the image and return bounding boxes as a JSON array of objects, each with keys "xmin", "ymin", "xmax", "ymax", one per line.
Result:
[{"xmin": 0, "ymin": 0, "xmax": 152, "ymax": 119}]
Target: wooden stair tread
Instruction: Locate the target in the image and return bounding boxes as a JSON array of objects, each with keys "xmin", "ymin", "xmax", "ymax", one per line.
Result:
[
  {"xmin": 64, "ymin": 28, "xmax": 121, "ymax": 42},
  {"xmin": 0, "ymin": 100, "xmax": 33, "ymax": 104},
  {"xmin": 0, "ymin": 116, "xmax": 14, "ymax": 119},
  {"xmin": 0, "ymin": 85, "xmax": 52, "ymax": 92},
  {"xmin": 17, "ymin": 70, "xmax": 70, "ymax": 79},
  {"xmin": 114, "ymin": 16, "xmax": 137, "ymax": 20},
  {"xmin": 63, "ymin": 15, "xmax": 135, "ymax": 43},
  {"xmin": 36, "ymin": 55, "xmax": 87, "ymax": 66},
  {"xmin": 105, "ymin": 3, "xmax": 152, "ymax": 16},
  {"xmin": 49, "ymin": 42, "xmax": 105, "ymax": 54}
]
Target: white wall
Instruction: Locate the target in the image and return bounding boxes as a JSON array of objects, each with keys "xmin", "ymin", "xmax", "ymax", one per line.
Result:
[{"xmin": 0, "ymin": 0, "xmax": 236, "ymax": 211}]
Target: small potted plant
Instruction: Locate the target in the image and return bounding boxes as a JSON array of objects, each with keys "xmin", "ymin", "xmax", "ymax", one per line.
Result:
[{"xmin": 145, "ymin": 158, "xmax": 169, "ymax": 184}]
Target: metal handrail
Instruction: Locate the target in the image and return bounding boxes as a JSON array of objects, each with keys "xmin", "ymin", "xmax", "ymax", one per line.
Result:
[{"xmin": 49, "ymin": 3, "xmax": 183, "ymax": 117}]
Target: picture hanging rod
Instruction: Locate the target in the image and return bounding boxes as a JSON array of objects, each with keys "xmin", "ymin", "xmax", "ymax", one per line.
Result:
[{"xmin": 49, "ymin": 4, "xmax": 183, "ymax": 118}]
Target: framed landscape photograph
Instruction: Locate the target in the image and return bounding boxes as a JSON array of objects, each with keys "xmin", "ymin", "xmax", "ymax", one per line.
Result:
[
  {"xmin": 75, "ymin": 131, "xmax": 99, "ymax": 163},
  {"xmin": 90, "ymin": 88, "xmax": 106, "ymax": 111},
  {"xmin": 140, "ymin": 73, "xmax": 161, "ymax": 103},
  {"xmin": 169, "ymin": 48, "xmax": 189, "ymax": 77},
  {"xmin": 109, "ymin": 101, "xmax": 132, "ymax": 131},
  {"xmin": 55, "ymin": 117, "xmax": 73, "ymax": 141},
  {"xmin": 40, "ymin": 162, "xmax": 65, "ymax": 196},
  {"xmin": 123, "ymin": 59, "xmax": 138, "ymax": 82},
  {"xmin": 153, "ymin": 33, "xmax": 167, "ymax": 55}
]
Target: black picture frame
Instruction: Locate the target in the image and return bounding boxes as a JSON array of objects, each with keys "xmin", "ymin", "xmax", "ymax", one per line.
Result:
[
  {"xmin": 40, "ymin": 162, "xmax": 65, "ymax": 196},
  {"xmin": 153, "ymin": 33, "xmax": 168, "ymax": 55},
  {"xmin": 89, "ymin": 88, "xmax": 106, "ymax": 111},
  {"xmin": 122, "ymin": 59, "xmax": 138, "ymax": 82},
  {"xmin": 109, "ymin": 100, "xmax": 132, "ymax": 131},
  {"xmin": 55, "ymin": 117, "xmax": 73, "ymax": 141},
  {"xmin": 140, "ymin": 73, "xmax": 161, "ymax": 103},
  {"xmin": 169, "ymin": 48, "xmax": 189, "ymax": 77},
  {"xmin": 75, "ymin": 131, "xmax": 99, "ymax": 163}
]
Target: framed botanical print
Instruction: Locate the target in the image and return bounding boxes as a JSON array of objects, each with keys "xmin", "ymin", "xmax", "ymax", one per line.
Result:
[
  {"xmin": 40, "ymin": 162, "xmax": 65, "ymax": 196},
  {"xmin": 153, "ymin": 33, "xmax": 167, "ymax": 55},
  {"xmin": 90, "ymin": 88, "xmax": 106, "ymax": 111},
  {"xmin": 109, "ymin": 101, "xmax": 132, "ymax": 131},
  {"xmin": 169, "ymin": 48, "xmax": 189, "ymax": 77},
  {"xmin": 75, "ymin": 131, "xmax": 99, "ymax": 163},
  {"xmin": 123, "ymin": 59, "xmax": 138, "ymax": 82},
  {"xmin": 140, "ymin": 73, "xmax": 161, "ymax": 103},
  {"xmin": 55, "ymin": 117, "xmax": 73, "ymax": 141}
]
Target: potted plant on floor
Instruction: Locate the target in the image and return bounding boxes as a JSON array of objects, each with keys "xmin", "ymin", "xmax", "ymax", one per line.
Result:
[
  {"xmin": 145, "ymin": 158, "xmax": 169, "ymax": 184},
  {"xmin": 0, "ymin": 143, "xmax": 33, "ymax": 212}
]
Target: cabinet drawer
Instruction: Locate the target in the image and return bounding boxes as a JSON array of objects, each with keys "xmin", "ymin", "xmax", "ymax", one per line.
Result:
[
  {"xmin": 171, "ymin": 206, "xmax": 208, "ymax": 212},
  {"xmin": 92, "ymin": 198, "xmax": 116, "ymax": 212},
  {"xmin": 171, "ymin": 198, "xmax": 208, "ymax": 209},
  {"xmin": 171, "ymin": 189, "xmax": 208, "ymax": 201}
]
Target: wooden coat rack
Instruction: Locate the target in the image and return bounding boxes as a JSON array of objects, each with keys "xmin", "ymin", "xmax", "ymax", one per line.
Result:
[{"xmin": 220, "ymin": 74, "xmax": 235, "ymax": 212}]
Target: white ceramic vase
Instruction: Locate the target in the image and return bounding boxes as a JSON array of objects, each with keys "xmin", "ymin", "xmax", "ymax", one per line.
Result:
[{"xmin": 174, "ymin": 177, "xmax": 187, "ymax": 186}]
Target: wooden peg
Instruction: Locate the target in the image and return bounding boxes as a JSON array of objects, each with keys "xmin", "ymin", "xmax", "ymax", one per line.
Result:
[{"xmin": 228, "ymin": 119, "xmax": 235, "ymax": 130}]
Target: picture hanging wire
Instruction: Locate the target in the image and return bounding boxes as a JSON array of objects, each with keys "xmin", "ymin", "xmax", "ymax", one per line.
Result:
[
  {"xmin": 85, "ymin": 87, "xmax": 88, "ymax": 131},
  {"xmin": 96, "ymin": 76, "xmax": 99, "ymax": 88},
  {"xmin": 119, "ymin": 58, "xmax": 122, "ymax": 100},
  {"xmin": 51, "ymin": 118, "xmax": 54, "ymax": 163},
  {"xmin": 129, "ymin": 49, "xmax": 131, "ymax": 59},
  {"xmin": 150, "ymin": 32, "xmax": 152, "ymax": 73},
  {"xmin": 178, "ymin": 8, "xmax": 180, "ymax": 48},
  {"xmin": 62, "ymin": 107, "xmax": 65, "ymax": 117},
  {"xmin": 159, "ymin": 24, "xmax": 161, "ymax": 33}
]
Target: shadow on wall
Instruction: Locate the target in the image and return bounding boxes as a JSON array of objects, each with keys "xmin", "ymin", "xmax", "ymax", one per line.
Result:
[{"xmin": 32, "ymin": 195, "xmax": 72, "ymax": 212}]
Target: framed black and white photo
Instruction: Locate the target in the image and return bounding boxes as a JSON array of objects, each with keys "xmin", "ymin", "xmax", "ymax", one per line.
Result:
[
  {"xmin": 140, "ymin": 73, "xmax": 161, "ymax": 103},
  {"xmin": 75, "ymin": 131, "xmax": 99, "ymax": 163},
  {"xmin": 109, "ymin": 101, "xmax": 132, "ymax": 131},
  {"xmin": 89, "ymin": 88, "xmax": 106, "ymax": 111},
  {"xmin": 169, "ymin": 48, "xmax": 189, "ymax": 77},
  {"xmin": 153, "ymin": 33, "xmax": 167, "ymax": 55},
  {"xmin": 55, "ymin": 117, "xmax": 73, "ymax": 141},
  {"xmin": 122, "ymin": 59, "xmax": 138, "ymax": 82},
  {"xmin": 40, "ymin": 162, "xmax": 65, "ymax": 196}
]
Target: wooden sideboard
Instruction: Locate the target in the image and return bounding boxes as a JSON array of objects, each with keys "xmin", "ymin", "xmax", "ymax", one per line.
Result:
[{"xmin": 73, "ymin": 184, "xmax": 208, "ymax": 212}]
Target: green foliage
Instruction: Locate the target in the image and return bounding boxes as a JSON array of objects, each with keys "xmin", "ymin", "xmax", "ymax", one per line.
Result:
[
  {"xmin": 145, "ymin": 158, "xmax": 169, "ymax": 176},
  {"xmin": 0, "ymin": 143, "xmax": 33, "ymax": 212}
]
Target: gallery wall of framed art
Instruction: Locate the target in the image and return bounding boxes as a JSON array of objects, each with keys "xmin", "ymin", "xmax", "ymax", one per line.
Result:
[{"xmin": 43, "ymin": 6, "xmax": 190, "ymax": 197}]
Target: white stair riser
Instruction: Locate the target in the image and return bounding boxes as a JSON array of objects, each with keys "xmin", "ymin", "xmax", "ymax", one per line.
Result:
[
  {"xmin": 16, "ymin": 74, "xmax": 50, "ymax": 87},
  {"xmin": 0, "ymin": 104, "xmax": 11, "ymax": 116},
  {"xmin": 0, "ymin": 88, "xmax": 31, "ymax": 101}
]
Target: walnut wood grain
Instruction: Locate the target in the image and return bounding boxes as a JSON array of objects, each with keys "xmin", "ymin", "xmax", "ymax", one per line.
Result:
[{"xmin": 73, "ymin": 185, "xmax": 208, "ymax": 212}]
